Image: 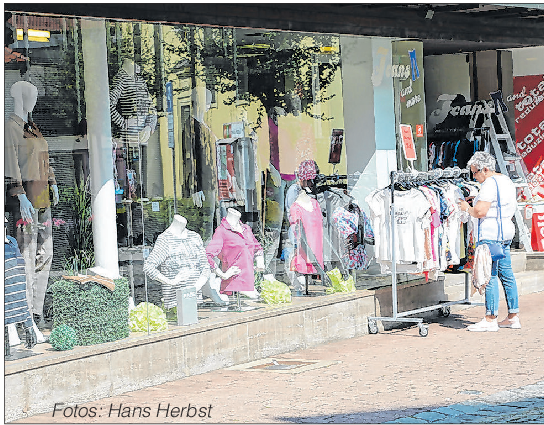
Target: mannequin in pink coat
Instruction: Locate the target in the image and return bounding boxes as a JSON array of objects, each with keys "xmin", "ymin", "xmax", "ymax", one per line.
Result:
[{"xmin": 206, "ymin": 208, "xmax": 265, "ymax": 299}]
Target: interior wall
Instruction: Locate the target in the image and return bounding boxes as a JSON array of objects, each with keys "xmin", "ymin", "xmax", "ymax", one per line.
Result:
[
  {"xmin": 511, "ymin": 46, "xmax": 544, "ymax": 77},
  {"xmin": 475, "ymin": 50, "xmax": 500, "ymax": 101},
  {"xmin": 423, "ymin": 53, "xmax": 471, "ymax": 131}
]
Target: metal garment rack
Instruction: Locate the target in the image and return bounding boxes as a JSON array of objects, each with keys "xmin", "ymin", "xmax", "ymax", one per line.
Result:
[{"xmin": 368, "ymin": 167, "xmax": 478, "ymax": 337}]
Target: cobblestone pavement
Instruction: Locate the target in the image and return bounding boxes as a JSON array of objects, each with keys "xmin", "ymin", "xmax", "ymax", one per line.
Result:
[
  {"xmin": 15, "ymin": 291, "xmax": 544, "ymax": 424},
  {"xmin": 387, "ymin": 381, "xmax": 544, "ymax": 423}
]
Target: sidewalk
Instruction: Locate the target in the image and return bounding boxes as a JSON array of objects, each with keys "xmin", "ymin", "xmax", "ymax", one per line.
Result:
[{"xmin": 15, "ymin": 290, "xmax": 544, "ymax": 424}]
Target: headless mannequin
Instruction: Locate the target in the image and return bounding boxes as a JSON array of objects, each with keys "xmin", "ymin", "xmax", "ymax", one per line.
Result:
[
  {"xmin": 10, "ymin": 82, "xmax": 59, "ymax": 220},
  {"xmin": 145, "ymin": 215, "xmax": 227, "ymax": 305},
  {"xmin": 214, "ymin": 208, "xmax": 265, "ymax": 299},
  {"xmin": 152, "ymin": 215, "xmax": 201, "ymax": 287}
]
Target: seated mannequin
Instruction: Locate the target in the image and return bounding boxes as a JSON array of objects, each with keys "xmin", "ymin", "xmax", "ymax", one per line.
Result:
[
  {"xmin": 206, "ymin": 208, "xmax": 265, "ymax": 299},
  {"xmin": 143, "ymin": 215, "xmax": 226, "ymax": 307}
]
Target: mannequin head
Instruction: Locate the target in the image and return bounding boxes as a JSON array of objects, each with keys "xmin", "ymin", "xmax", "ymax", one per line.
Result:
[
  {"xmin": 172, "ymin": 214, "xmax": 187, "ymax": 228},
  {"xmin": 11, "ymin": 81, "xmax": 38, "ymax": 121},
  {"xmin": 122, "ymin": 58, "xmax": 141, "ymax": 76},
  {"xmin": 226, "ymin": 208, "xmax": 241, "ymax": 220},
  {"xmin": 192, "ymin": 86, "xmax": 212, "ymax": 122}
]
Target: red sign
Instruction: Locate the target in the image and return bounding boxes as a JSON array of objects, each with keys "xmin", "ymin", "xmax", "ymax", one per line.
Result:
[
  {"xmin": 399, "ymin": 124, "xmax": 417, "ymax": 161},
  {"xmin": 531, "ymin": 212, "xmax": 544, "ymax": 252},
  {"xmin": 416, "ymin": 124, "xmax": 424, "ymax": 138},
  {"xmin": 513, "ymin": 75, "xmax": 544, "ymax": 201}
]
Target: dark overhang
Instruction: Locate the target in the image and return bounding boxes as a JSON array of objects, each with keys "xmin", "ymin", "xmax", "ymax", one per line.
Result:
[{"xmin": 5, "ymin": 3, "xmax": 544, "ymax": 55}]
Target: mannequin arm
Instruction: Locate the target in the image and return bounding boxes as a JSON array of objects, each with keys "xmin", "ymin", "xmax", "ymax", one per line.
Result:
[
  {"xmin": 51, "ymin": 185, "xmax": 59, "ymax": 206},
  {"xmin": 17, "ymin": 194, "xmax": 35, "ymax": 222},
  {"xmin": 255, "ymin": 255, "xmax": 265, "ymax": 272},
  {"xmin": 214, "ymin": 266, "xmax": 241, "ymax": 280}
]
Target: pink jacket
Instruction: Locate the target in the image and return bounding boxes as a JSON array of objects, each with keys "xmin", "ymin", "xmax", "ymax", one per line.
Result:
[{"xmin": 206, "ymin": 218, "xmax": 264, "ymax": 293}]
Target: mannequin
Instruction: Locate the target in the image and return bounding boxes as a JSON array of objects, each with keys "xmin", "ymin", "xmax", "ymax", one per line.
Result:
[
  {"xmin": 288, "ymin": 160, "xmax": 324, "ymax": 295},
  {"xmin": 5, "ymin": 217, "xmax": 37, "ymax": 356},
  {"xmin": 143, "ymin": 215, "xmax": 227, "ymax": 307},
  {"xmin": 5, "ymin": 81, "xmax": 59, "ymax": 324},
  {"xmin": 206, "ymin": 208, "xmax": 265, "ymax": 298},
  {"xmin": 109, "ymin": 57, "xmax": 157, "ymax": 145}
]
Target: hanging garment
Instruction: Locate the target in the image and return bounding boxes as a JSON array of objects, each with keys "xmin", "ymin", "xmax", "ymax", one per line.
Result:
[
  {"xmin": 471, "ymin": 244, "xmax": 492, "ymax": 295},
  {"xmin": 4, "ymin": 236, "xmax": 33, "ymax": 327},
  {"xmin": 144, "ymin": 229, "xmax": 211, "ymax": 308},
  {"xmin": 332, "ymin": 206, "xmax": 375, "ymax": 270},
  {"xmin": 206, "ymin": 218, "xmax": 263, "ymax": 293},
  {"xmin": 182, "ymin": 117, "xmax": 217, "ymax": 198},
  {"xmin": 289, "ymin": 197, "xmax": 324, "ymax": 274}
]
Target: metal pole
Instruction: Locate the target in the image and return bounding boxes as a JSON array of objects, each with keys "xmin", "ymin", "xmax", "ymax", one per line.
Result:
[{"xmin": 390, "ymin": 171, "xmax": 398, "ymax": 318}]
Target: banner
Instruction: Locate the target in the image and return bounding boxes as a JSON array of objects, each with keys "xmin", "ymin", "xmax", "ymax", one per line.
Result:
[{"xmin": 512, "ymin": 75, "xmax": 544, "ymax": 200}]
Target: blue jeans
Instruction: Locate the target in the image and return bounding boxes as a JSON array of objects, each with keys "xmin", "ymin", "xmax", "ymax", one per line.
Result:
[{"xmin": 478, "ymin": 240, "xmax": 519, "ymax": 317}]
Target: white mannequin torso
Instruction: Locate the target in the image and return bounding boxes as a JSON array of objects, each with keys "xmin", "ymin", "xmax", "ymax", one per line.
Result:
[
  {"xmin": 167, "ymin": 215, "xmax": 188, "ymax": 238},
  {"xmin": 225, "ymin": 208, "xmax": 243, "ymax": 233}
]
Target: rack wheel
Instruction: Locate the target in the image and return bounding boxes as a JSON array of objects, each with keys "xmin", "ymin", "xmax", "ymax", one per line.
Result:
[
  {"xmin": 368, "ymin": 319, "xmax": 378, "ymax": 334},
  {"xmin": 418, "ymin": 324, "xmax": 429, "ymax": 337},
  {"xmin": 440, "ymin": 306, "xmax": 451, "ymax": 317}
]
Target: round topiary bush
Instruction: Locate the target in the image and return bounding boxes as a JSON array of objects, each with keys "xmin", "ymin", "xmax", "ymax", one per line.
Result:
[{"xmin": 49, "ymin": 324, "xmax": 78, "ymax": 351}]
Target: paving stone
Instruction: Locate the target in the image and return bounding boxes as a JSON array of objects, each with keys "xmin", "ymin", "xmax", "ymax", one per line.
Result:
[
  {"xmin": 412, "ymin": 411, "xmax": 447, "ymax": 422},
  {"xmin": 432, "ymin": 406, "xmax": 466, "ymax": 417},
  {"xmin": 446, "ymin": 403, "xmax": 488, "ymax": 414},
  {"xmin": 387, "ymin": 418, "xmax": 429, "ymax": 424}
]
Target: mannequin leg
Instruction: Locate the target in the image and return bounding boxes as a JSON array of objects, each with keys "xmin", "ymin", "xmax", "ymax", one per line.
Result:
[
  {"xmin": 293, "ymin": 273, "xmax": 306, "ymax": 297},
  {"xmin": 5, "ymin": 327, "xmax": 10, "ymax": 357},
  {"xmin": 7, "ymin": 323, "xmax": 21, "ymax": 346}
]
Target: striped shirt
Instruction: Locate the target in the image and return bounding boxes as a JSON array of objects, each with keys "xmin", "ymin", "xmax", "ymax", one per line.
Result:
[
  {"xmin": 4, "ymin": 236, "xmax": 33, "ymax": 328},
  {"xmin": 109, "ymin": 69, "xmax": 157, "ymax": 142},
  {"xmin": 143, "ymin": 229, "xmax": 211, "ymax": 308}
]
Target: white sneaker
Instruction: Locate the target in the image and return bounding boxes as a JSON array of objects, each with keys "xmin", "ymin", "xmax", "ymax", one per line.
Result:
[
  {"xmin": 467, "ymin": 318, "xmax": 499, "ymax": 332},
  {"xmin": 498, "ymin": 316, "xmax": 521, "ymax": 329}
]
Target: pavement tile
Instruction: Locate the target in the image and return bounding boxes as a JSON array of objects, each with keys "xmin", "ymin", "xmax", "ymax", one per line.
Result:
[
  {"xmin": 446, "ymin": 403, "xmax": 488, "ymax": 414},
  {"xmin": 387, "ymin": 418, "xmax": 429, "ymax": 424},
  {"xmin": 412, "ymin": 411, "xmax": 447, "ymax": 422},
  {"xmin": 432, "ymin": 406, "xmax": 466, "ymax": 417}
]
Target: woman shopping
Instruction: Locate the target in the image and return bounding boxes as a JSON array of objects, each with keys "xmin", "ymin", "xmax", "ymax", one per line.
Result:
[{"xmin": 458, "ymin": 151, "xmax": 521, "ymax": 332}]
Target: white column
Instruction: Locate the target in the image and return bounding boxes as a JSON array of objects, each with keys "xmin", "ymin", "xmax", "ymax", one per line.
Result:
[{"xmin": 81, "ymin": 18, "xmax": 120, "ymax": 278}]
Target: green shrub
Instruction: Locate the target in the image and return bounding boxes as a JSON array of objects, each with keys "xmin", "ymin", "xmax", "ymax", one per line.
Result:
[
  {"xmin": 49, "ymin": 324, "xmax": 78, "ymax": 351},
  {"xmin": 50, "ymin": 278, "xmax": 130, "ymax": 345}
]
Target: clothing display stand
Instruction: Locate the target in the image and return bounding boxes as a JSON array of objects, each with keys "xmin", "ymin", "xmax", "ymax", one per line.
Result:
[
  {"xmin": 368, "ymin": 167, "xmax": 481, "ymax": 337},
  {"xmin": 297, "ymin": 222, "xmax": 332, "ymax": 295},
  {"xmin": 210, "ymin": 291, "xmax": 261, "ymax": 312}
]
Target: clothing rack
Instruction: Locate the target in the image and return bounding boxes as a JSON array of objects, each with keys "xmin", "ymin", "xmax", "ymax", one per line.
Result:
[{"xmin": 368, "ymin": 166, "xmax": 480, "ymax": 337}]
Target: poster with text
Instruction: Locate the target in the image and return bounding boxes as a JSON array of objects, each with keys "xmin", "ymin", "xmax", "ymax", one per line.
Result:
[{"xmin": 513, "ymin": 74, "xmax": 544, "ymax": 201}]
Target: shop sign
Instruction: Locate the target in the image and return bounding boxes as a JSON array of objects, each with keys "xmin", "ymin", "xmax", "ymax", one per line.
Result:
[
  {"xmin": 513, "ymin": 74, "xmax": 544, "ymax": 201},
  {"xmin": 223, "ymin": 122, "xmax": 244, "ymax": 139},
  {"xmin": 531, "ymin": 212, "xmax": 544, "ymax": 252},
  {"xmin": 400, "ymin": 124, "xmax": 417, "ymax": 161},
  {"xmin": 416, "ymin": 125, "xmax": 424, "ymax": 137},
  {"xmin": 166, "ymin": 81, "xmax": 175, "ymax": 149}
]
